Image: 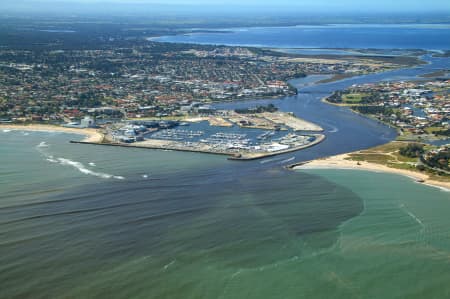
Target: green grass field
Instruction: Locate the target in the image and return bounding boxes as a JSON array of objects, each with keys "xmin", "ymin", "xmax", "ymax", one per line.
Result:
[{"xmin": 342, "ymin": 93, "xmax": 366, "ymax": 103}]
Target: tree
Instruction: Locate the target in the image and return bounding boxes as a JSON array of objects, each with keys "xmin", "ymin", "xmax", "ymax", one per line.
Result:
[{"xmin": 399, "ymin": 143, "xmax": 425, "ymax": 158}]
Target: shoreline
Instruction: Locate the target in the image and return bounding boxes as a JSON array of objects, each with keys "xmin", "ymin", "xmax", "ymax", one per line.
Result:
[
  {"xmin": 0, "ymin": 124, "xmax": 104, "ymax": 143},
  {"xmin": 290, "ymin": 153, "xmax": 450, "ymax": 191}
]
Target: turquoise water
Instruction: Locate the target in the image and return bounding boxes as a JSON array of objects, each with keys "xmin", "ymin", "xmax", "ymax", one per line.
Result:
[
  {"xmin": 1, "ymin": 130, "xmax": 450, "ymax": 298},
  {"xmin": 299, "ymin": 170, "xmax": 450, "ymax": 299}
]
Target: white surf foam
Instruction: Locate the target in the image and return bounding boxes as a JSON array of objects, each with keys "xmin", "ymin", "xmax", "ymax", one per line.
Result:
[
  {"xmin": 328, "ymin": 126, "xmax": 339, "ymax": 133},
  {"xmin": 46, "ymin": 156, "xmax": 58, "ymax": 163},
  {"xmin": 36, "ymin": 146, "xmax": 123, "ymax": 180},
  {"xmin": 420, "ymin": 182, "xmax": 450, "ymax": 192},
  {"xmin": 278, "ymin": 157, "xmax": 295, "ymax": 164},
  {"xmin": 56, "ymin": 158, "xmax": 124, "ymax": 180},
  {"xmin": 231, "ymin": 269, "xmax": 242, "ymax": 278},
  {"xmin": 399, "ymin": 204, "xmax": 425, "ymax": 229},
  {"xmin": 163, "ymin": 260, "xmax": 176, "ymax": 271},
  {"xmin": 37, "ymin": 141, "xmax": 49, "ymax": 148},
  {"xmin": 260, "ymin": 157, "xmax": 285, "ymax": 164},
  {"xmin": 2, "ymin": 129, "xmax": 11, "ymax": 132}
]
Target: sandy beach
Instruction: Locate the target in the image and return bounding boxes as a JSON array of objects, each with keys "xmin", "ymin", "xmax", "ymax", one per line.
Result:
[
  {"xmin": 293, "ymin": 153, "xmax": 450, "ymax": 191},
  {"xmin": 0, "ymin": 124, "xmax": 104, "ymax": 143}
]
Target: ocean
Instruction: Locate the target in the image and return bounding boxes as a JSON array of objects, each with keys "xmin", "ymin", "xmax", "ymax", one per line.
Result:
[{"xmin": 1, "ymin": 130, "xmax": 450, "ymax": 298}]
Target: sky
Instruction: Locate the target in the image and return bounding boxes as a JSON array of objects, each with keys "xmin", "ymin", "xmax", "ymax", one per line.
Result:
[{"xmin": 1, "ymin": 0, "xmax": 449, "ymax": 15}]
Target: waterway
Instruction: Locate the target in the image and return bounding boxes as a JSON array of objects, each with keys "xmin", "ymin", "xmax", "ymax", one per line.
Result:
[
  {"xmin": 151, "ymin": 24, "xmax": 450, "ymax": 50},
  {"xmin": 214, "ymin": 54, "xmax": 450, "ymax": 165}
]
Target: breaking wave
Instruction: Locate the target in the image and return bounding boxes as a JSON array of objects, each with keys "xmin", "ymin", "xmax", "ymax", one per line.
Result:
[
  {"xmin": 36, "ymin": 143, "xmax": 123, "ymax": 180},
  {"xmin": 46, "ymin": 155, "xmax": 58, "ymax": 163},
  {"xmin": 328, "ymin": 126, "xmax": 339, "ymax": 133},
  {"xmin": 37, "ymin": 141, "xmax": 49, "ymax": 148},
  {"xmin": 56, "ymin": 158, "xmax": 125, "ymax": 180}
]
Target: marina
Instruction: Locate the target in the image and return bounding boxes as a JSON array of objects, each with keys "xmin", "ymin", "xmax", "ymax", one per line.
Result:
[
  {"xmin": 149, "ymin": 129, "xmax": 205, "ymax": 140},
  {"xmin": 87, "ymin": 110, "xmax": 327, "ymax": 160},
  {"xmin": 71, "ymin": 133, "xmax": 325, "ymax": 160}
]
